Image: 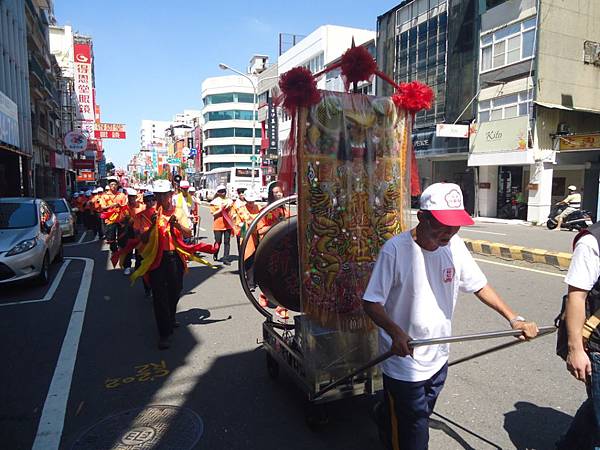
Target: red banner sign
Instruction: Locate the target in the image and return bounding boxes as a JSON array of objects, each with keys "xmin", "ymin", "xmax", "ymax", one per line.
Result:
[
  {"xmin": 77, "ymin": 171, "xmax": 95, "ymax": 181},
  {"xmin": 73, "ymin": 43, "xmax": 95, "ymax": 121},
  {"xmin": 73, "ymin": 159, "xmax": 95, "ymax": 170},
  {"xmin": 94, "ymin": 123, "xmax": 126, "ymax": 139}
]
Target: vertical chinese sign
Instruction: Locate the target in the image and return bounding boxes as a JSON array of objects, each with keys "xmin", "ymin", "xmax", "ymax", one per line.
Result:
[{"xmin": 73, "ymin": 43, "xmax": 95, "ymax": 135}]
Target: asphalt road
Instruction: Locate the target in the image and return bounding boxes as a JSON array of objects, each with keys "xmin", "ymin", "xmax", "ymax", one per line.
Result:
[{"xmin": 0, "ymin": 205, "xmax": 585, "ymax": 450}]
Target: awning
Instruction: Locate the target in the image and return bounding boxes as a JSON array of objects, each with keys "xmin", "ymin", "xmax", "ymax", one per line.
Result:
[{"xmin": 535, "ymin": 100, "xmax": 600, "ymax": 115}]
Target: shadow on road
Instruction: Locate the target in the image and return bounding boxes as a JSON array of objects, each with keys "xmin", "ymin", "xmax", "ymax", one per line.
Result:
[
  {"xmin": 176, "ymin": 308, "xmax": 232, "ymax": 326},
  {"xmin": 503, "ymin": 401, "xmax": 573, "ymax": 449}
]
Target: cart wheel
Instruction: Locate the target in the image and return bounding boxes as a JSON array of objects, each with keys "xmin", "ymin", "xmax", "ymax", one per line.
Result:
[
  {"xmin": 305, "ymin": 403, "xmax": 329, "ymax": 430},
  {"xmin": 266, "ymin": 353, "xmax": 279, "ymax": 380}
]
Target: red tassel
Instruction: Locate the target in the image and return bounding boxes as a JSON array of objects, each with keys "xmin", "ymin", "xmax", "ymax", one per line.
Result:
[
  {"xmin": 279, "ymin": 67, "xmax": 320, "ymax": 114},
  {"xmin": 392, "ymin": 81, "xmax": 434, "ymax": 113},
  {"xmin": 340, "ymin": 45, "xmax": 377, "ymax": 86}
]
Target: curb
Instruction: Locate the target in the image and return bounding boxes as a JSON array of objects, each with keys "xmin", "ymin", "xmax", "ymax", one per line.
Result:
[{"xmin": 463, "ymin": 238, "xmax": 572, "ymax": 271}]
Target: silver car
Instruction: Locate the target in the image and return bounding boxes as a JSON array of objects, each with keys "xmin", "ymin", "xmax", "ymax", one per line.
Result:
[
  {"xmin": 0, "ymin": 198, "xmax": 63, "ymax": 285},
  {"xmin": 45, "ymin": 198, "xmax": 77, "ymax": 238}
]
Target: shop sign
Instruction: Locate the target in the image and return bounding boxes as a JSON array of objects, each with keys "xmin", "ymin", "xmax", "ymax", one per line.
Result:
[
  {"xmin": 436, "ymin": 123, "xmax": 469, "ymax": 139},
  {"xmin": 74, "ymin": 43, "xmax": 95, "ymax": 122},
  {"xmin": 469, "ymin": 116, "xmax": 529, "ymax": 154},
  {"xmin": 64, "ymin": 131, "xmax": 88, "ymax": 153},
  {"xmin": 73, "ymin": 159, "xmax": 95, "ymax": 170},
  {"xmin": 559, "ymin": 134, "xmax": 600, "ymax": 151},
  {"xmin": 267, "ymin": 99, "xmax": 279, "ymax": 158},
  {"xmin": 0, "ymin": 90, "xmax": 19, "ymax": 148},
  {"xmin": 94, "ymin": 123, "xmax": 126, "ymax": 139},
  {"xmin": 77, "ymin": 171, "xmax": 95, "ymax": 182}
]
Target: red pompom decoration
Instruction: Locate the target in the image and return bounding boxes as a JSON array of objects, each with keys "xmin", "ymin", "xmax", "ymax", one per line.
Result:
[
  {"xmin": 391, "ymin": 81, "xmax": 434, "ymax": 113},
  {"xmin": 279, "ymin": 67, "xmax": 320, "ymax": 114},
  {"xmin": 340, "ymin": 45, "xmax": 377, "ymax": 86}
]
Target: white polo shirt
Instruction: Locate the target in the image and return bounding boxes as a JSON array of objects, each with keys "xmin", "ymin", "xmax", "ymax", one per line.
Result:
[
  {"xmin": 363, "ymin": 231, "xmax": 487, "ymax": 382},
  {"xmin": 565, "ymin": 234, "xmax": 600, "ymax": 291}
]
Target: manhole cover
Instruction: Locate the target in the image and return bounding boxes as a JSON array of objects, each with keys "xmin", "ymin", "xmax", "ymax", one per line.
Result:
[{"xmin": 72, "ymin": 405, "xmax": 203, "ymax": 450}]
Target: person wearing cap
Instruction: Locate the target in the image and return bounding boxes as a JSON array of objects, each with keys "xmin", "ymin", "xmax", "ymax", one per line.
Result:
[
  {"xmin": 188, "ymin": 186, "xmax": 201, "ymax": 238},
  {"xmin": 132, "ymin": 191, "xmax": 156, "ymax": 297},
  {"xmin": 100, "ymin": 176, "xmax": 128, "ymax": 252},
  {"xmin": 138, "ymin": 179, "xmax": 193, "ymax": 349},
  {"xmin": 118, "ymin": 188, "xmax": 145, "ymax": 275},
  {"xmin": 555, "ymin": 185, "xmax": 581, "ymax": 231},
  {"xmin": 209, "ymin": 184, "xmax": 234, "ymax": 265},
  {"xmin": 362, "ymin": 182, "xmax": 539, "ymax": 450},
  {"xmin": 237, "ymin": 191, "xmax": 261, "ymax": 284}
]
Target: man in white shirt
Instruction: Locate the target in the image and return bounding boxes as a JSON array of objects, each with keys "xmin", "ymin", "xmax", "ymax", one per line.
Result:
[
  {"xmin": 556, "ymin": 222, "xmax": 600, "ymax": 449},
  {"xmin": 363, "ymin": 182, "xmax": 538, "ymax": 450}
]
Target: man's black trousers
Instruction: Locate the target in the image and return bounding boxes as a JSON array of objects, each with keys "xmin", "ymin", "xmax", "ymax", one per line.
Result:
[
  {"xmin": 213, "ymin": 229, "xmax": 231, "ymax": 260},
  {"xmin": 148, "ymin": 252, "xmax": 184, "ymax": 338}
]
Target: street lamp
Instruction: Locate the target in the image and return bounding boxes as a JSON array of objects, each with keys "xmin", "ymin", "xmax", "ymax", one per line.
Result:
[{"xmin": 219, "ymin": 62, "xmax": 259, "ymax": 189}]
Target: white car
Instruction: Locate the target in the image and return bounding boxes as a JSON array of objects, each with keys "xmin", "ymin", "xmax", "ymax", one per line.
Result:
[
  {"xmin": 0, "ymin": 198, "xmax": 63, "ymax": 285},
  {"xmin": 45, "ymin": 198, "xmax": 77, "ymax": 239}
]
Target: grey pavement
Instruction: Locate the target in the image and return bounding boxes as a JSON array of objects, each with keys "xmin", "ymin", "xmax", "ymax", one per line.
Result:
[{"xmin": 0, "ymin": 205, "xmax": 584, "ymax": 450}]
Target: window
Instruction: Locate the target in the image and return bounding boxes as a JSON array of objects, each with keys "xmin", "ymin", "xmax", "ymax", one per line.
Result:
[
  {"xmin": 204, "ymin": 93, "xmax": 255, "ymax": 105},
  {"xmin": 478, "ymin": 89, "xmax": 533, "ymax": 122},
  {"xmin": 205, "ymin": 128, "xmax": 262, "ymax": 138},
  {"xmin": 480, "ymin": 16, "xmax": 536, "ymax": 72},
  {"xmin": 300, "ymin": 52, "xmax": 324, "ymax": 74},
  {"xmin": 205, "ymin": 145, "xmax": 260, "ymax": 155},
  {"xmin": 204, "ymin": 110, "xmax": 257, "ymax": 122}
]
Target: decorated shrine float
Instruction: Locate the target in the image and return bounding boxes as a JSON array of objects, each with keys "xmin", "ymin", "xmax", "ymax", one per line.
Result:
[{"xmin": 238, "ymin": 44, "xmax": 433, "ymax": 426}]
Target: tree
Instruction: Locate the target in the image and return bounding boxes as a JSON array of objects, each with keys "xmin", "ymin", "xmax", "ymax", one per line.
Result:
[{"xmin": 105, "ymin": 162, "xmax": 115, "ymax": 173}]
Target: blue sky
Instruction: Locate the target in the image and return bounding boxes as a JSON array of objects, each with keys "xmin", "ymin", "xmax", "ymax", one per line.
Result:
[{"xmin": 54, "ymin": 0, "xmax": 399, "ymax": 168}]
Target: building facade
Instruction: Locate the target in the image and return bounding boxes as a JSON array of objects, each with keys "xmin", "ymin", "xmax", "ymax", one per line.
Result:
[
  {"xmin": 0, "ymin": 0, "xmax": 33, "ymax": 196},
  {"xmin": 201, "ymin": 75, "xmax": 261, "ymax": 172},
  {"xmin": 277, "ymin": 25, "xmax": 376, "ymax": 151},
  {"xmin": 377, "ymin": 0, "xmax": 479, "ymax": 212},
  {"xmin": 470, "ymin": 0, "xmax": 600, "ymax": 222}
]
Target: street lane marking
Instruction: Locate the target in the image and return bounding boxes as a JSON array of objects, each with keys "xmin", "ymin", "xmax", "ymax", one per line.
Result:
[
  {"xmin": 474, "ymin": 257, "xmax": 564, "ymax": 278},
  {"xmin": 32, "ymin": 257, "xmax": 94, "ymax": 450},
  {"xmin": 460, "ymin": 229, "xmax": 507, "ymax": 236},
  {"xmin": 104, "ymin": 361, "xmax": 170, "ymax": 389},
  {"xmin": 0, "ymin": 260, "xmax": 71, "ymax": 307},
  {"xmin": 77, "ymin": 231, "xmax": 87, "ymax": 244},
  {"xmin": 64, "ymin": 233, "xmax": 99, "ymax": 247}
]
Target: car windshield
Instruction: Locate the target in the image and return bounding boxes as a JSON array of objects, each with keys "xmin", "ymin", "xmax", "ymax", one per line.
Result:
[
  {"xmin": 0, "ymin": 203, "xmax": 37, "ymax": 229},
  {"xmin": 46, "ymin": 200, "xmax": 68, "ymax": 213}
]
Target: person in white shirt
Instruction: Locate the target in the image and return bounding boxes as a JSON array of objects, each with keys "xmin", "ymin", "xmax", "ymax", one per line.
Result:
[
  {"xmin": 362, "ymin": 182, "xmax": 538, "ymax": 450},
  {"xmin": 555, "ymin": 185, "xmax": 582, "ymax": 230},
  {"xmin": 556, "ymin": 222, "xmax": 600, "ymax": 449}
]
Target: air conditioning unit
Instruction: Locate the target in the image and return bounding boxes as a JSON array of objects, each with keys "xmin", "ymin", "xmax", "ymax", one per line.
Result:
[{"xmin": 583, "ymin": 41, "xmax": 600, "ymax": 66}]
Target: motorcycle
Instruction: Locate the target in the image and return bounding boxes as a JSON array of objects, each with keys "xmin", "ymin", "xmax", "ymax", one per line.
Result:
[{"xmin": 546, "ymin": 204, "xmax": 594, "ymax": 230}]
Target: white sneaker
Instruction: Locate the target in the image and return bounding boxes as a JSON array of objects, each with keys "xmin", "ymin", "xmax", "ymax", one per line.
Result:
[{"xmin": 124, "ymin": 267, "xmax": 132, "ymax": 276}]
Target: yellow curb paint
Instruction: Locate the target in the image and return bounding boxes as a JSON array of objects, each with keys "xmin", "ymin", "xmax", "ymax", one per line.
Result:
[{"xmin": 463, "ymin": 238, "xmax": 572, "ymax": 270}]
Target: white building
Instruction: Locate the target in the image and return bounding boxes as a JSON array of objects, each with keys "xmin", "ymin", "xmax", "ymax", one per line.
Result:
[
  {"xmin": 201, "ymin": 75, "xmax": 259, "ymax": 172},
  {"xmin": 277, "ymin": 25, "xmax": 376, "ymax": 146},
  {"xmin": 140, "ymin": 120, "xmax": 172, "ymax": 150}
]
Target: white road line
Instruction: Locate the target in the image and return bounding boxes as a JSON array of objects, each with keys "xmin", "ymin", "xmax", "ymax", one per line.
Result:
[
  {"xmin": 31, "ymin": 257, "xmax": 94, "ymax": 450},
  {"xmin": 199, "ymin": 227, "xmax": 206, "ymax": 231},
  {"xmin": 77, "ymin": 231, "xmax": 87, "ymax": 244},
  {"xmin": 64, "ymin": 236, "xmax": 99, "ymax": 247},
  {"xmin": 460, "ymin": 229, "xmax": 507, "ymax": 236},
  {"xmin": 474, "ymin": 257, "xmax": 564, "ymax": 278},
  {"xmin": 0, "ymin": 260, "xmax": 71, "ymax": 307}
]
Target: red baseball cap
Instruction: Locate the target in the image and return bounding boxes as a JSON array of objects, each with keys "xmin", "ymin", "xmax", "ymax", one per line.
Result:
[{"xmin": 419, "ymin": 183, "xmax": 474, "ymax": 226}]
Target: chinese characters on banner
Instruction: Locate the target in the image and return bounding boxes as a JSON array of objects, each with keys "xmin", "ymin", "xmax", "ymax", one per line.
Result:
[
  {"xmin": 94, "ymin": 123, "xmax": 127, "ymax": 139},
  {"xmin": 73, "ymin": 43, "xmax": 95, "ymax": 128}
]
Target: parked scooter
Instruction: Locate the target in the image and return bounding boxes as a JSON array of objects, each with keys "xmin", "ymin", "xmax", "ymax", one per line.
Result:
[{"xmin": 546, "ymin": 204, "xmax": 594, "ymax": 230}]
